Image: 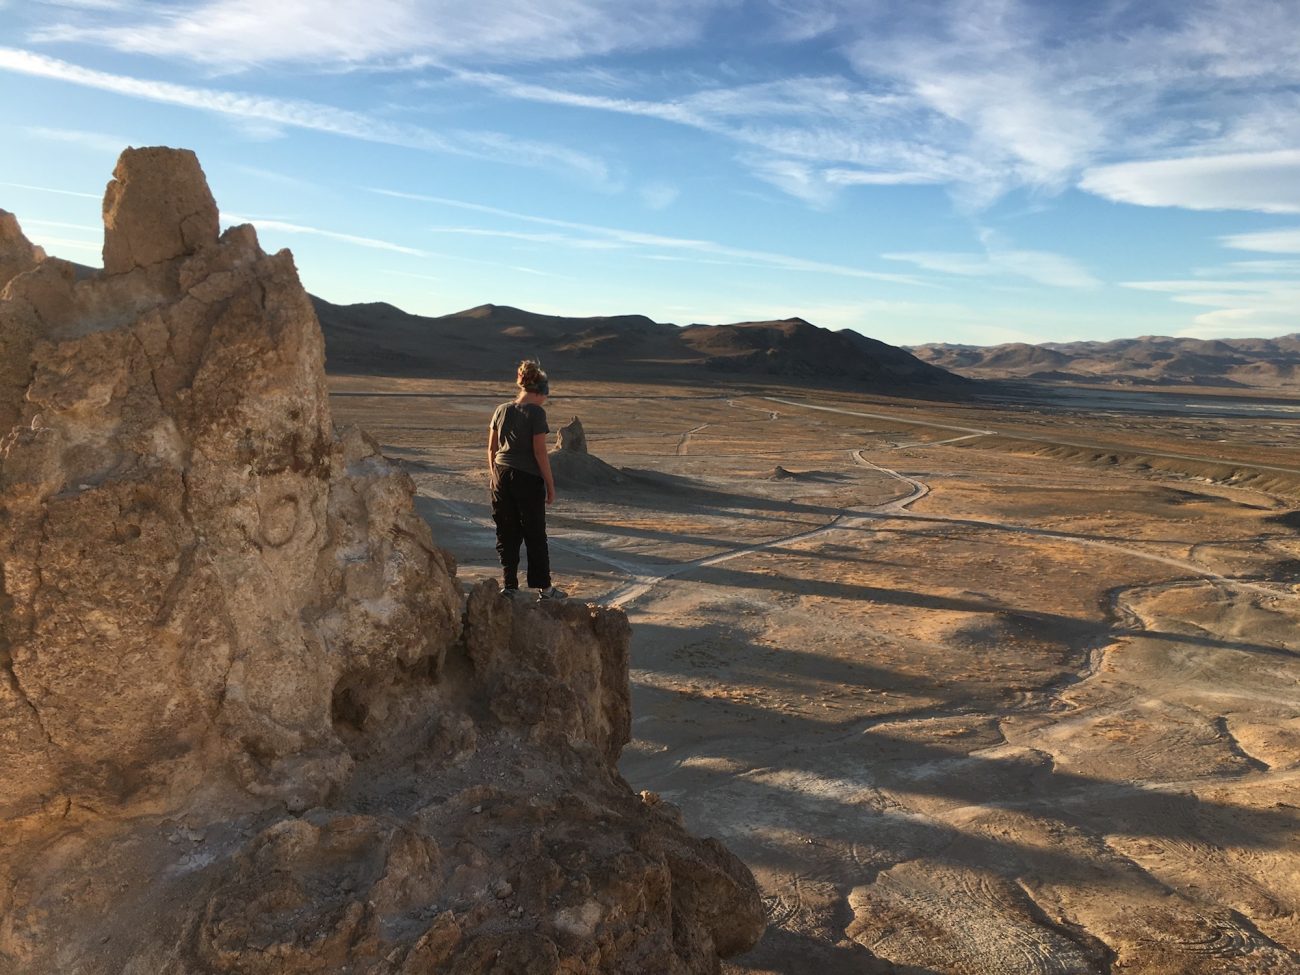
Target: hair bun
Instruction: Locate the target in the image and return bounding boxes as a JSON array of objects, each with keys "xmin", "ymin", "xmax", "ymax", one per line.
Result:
[{"xmin": 516, "ymin": 359, "xmax": 547, "ymax": 390}]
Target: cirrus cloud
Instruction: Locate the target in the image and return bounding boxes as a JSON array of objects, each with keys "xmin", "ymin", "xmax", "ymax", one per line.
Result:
[
  {"xmin": 1080, "ymin": 150, "xmax": 1300, "ymax": 214},
  {"xmin": 30, "ymin": 0, "xmax": 725, "ymax": 68},
  {"xmin": 1219, "ymin": 227, "xmax": 1300, "ymax": 253},
  {"xmin": 0, "ymin": 47, "xmax": 616, "ymax": 188}
]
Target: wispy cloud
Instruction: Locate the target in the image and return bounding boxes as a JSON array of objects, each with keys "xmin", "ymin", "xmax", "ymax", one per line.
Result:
[
  {"xmin": 24, "ymin": 234, "xmax": 100, "ymax": 255},
  {"xmin": 381, "ymin": 250, "xmax": 564, "ymax": 279},
  {"xmin": 0, "ymin": 48, "xmax": 615, "ymax": 187},
  {"xmin": 1219, "ymin": 259, "xmax": 1300, "ymax": 274},
  {"xmin": 222, "ymin": 213, "xmax": 429, "ymax": 256},
  {"xmin": 824, "ymin": 168, "xmax": 945, "ymax": 187},
  {"xmin": 370, "ymin": 187, "xmax": 928, "ymax": 285},
  {"xmin": 450, "ymin": 69, "xmax": 973, "ymax": 204},
  {"xmin": 0, "ymin": 180, "xmax": 99, "ymax": 199},
  {"xmin": 441, "ymin": 2, "xmax": 1300, "ymax": 211},
  {"xmin": 30, "ymin": 0, "xmax": 719, "ymax": 68},
  {"xmin": 1219, "ymin": 227, "xmax": 1300, "ymax": 254},
  {"xmin": 36, "ymin": 0, "xmax": 131, "ymax": 9},
  {"xmin": 227, "ymin": 164, "xmax": 322, "ymax": 190},
  {"xmin": 21, "ymin": 1, "xmax": 1300, "ymax": 214},
  {"xmin": 839, "ymin": 1, "xmax": 1300, "ymax": 205},
  {"xmin": 381, "ymin": 269, "xmax": 441, "ymax": 283},
  {"xmin": 24, "ymin": 125, "xmax": 131, "ymax": 154},
  {"xmin": 1124, "ymin": 276, "xmax": 1299, "ymax": 339},
  {"xmin": 1081, "ymin": 150, "xmax": 1300, "ymax": 214},
  {"xmin": 427, "ymin": 227, "xmax": 625, "ymax": 250},
  {"xmin": 639, "ymin": 181, "xmax": 679, "ymax": 211},
  {"xmin": 506, "ymin": 265, "xmax": 567, "ymax": 278},
  {"xmin": 884, "ymin": 231, "xmax": 1100, "ymax": 289},
  {"xmin": 19, "ymin": 217, "xmax": 100, "ymax": 233}
]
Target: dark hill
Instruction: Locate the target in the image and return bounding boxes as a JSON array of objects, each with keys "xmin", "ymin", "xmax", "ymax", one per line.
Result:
[{"xmin": 313, "ymin": 298, "xmax": 964, "ymax": 392}]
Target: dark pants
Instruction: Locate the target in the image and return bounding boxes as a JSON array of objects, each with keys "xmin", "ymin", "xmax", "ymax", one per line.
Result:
[{"xmin": 491, "ymin": 465, "xmax": 550, "ymax": 589}]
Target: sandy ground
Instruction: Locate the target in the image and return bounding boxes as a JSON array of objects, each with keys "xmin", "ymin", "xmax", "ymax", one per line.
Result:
[{"xmin": 331, "ymin": 376, "xmax": 1300, "ymax": 974}]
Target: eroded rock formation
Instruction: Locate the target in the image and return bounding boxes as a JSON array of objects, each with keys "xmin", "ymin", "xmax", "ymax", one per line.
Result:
[
  {"xmin": 554, "ymin": 416, "xmax": 587, "ymax": 454},
  {"xmin": 548, "ymin": 416, "xmax": 625, "ymax": 490},
  {"xmin": 0, "ymin": 147, "xmax": 762, "ymax": 973}
]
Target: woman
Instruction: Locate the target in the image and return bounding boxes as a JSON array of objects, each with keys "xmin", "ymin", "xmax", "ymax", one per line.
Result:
[{"xmin": 488, "ymin": 360, "xmax": 564, "ymax": 599}]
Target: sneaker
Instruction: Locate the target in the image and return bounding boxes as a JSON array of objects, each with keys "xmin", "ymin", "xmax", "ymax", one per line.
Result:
[
  {"xmin": 500, "ymin": 584, "xmax": 519, "ymax": 596},
  {"xmin": 537, "ymin": 586, "xmax": 567, "ymax": 600}
]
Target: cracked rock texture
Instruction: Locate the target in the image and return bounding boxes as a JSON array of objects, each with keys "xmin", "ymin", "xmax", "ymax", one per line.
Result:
[{"xmin": 0, "ymin": 147, "xmax": 763, "ymax": 973}]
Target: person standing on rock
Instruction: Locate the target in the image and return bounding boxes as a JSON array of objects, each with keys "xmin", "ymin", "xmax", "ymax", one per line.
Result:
[{"xmin": 488, "ymin": 360, "xmax": 565, "ymax": 599}]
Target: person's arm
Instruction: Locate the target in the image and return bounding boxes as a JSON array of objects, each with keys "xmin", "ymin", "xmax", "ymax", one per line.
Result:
[
  {"xmin": 487, "ymin": 424, "xmax": 499, "ymax": 483},
  {"xmin": 533, "ymin": 433, "xmax": 555, "ymax": 505}
]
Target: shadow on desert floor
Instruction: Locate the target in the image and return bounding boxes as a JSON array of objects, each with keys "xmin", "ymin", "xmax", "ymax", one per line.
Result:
[
  {"xmin": 646, "ymin": 561, "xmax": 1294, "ymax": 659},
  {"xmin": 625, "ymin": 616, "xmax": 1297, "ymax": 852},
  {"xmin": 628, "ymin": 678, "xmax": 1297, "ymax": 866}
]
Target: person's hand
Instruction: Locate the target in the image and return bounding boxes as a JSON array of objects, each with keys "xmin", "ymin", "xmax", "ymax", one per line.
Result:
[{"xmin": 546, "ymin": 484, "xmax": 556, "ymax": 505}]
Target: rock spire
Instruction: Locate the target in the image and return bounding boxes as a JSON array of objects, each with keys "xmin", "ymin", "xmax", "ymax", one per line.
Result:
[{"xmin": 0, "ymin": 147, "xmax": 762, "ymax": 973}]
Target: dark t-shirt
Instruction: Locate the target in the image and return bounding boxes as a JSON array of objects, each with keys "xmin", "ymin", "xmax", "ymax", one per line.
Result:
[{"xmin": 491, "ymin": 401, "xmax": 549, "ymax": 477}]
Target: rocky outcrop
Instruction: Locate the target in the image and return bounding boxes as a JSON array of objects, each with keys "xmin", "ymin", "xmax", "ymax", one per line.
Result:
[
  {"xmin": 0, "ymin": 211, "xmax": 46, "ymax": 436},
  {"xmin": 0, "ymin": 148, "xmax": 762, "ymax": 973},
  {"xmin": 548, "ymin": 416, "xmax": 626, "ymax": 490},
  {"xmin": 555, "ymin": 415, "xmax": 588, "ymax": 453},
  {"xmin": 0, "ymin": 209, "xmax": 45, "ymax": 290}
]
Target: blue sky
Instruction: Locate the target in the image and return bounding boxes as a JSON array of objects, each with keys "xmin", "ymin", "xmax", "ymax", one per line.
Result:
[{"xmin": 2, "ymin": 0, "xmax": 1298, "ymax": 346}]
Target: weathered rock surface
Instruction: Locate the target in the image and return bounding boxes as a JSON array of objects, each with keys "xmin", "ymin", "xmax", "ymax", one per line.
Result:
[
  {"xmin": 0, "ymin": 148, "xmax": 763, "ymax": 973},
  {"xmin": 548, "ymin": 416, "xmax": 626, "ymax": 490},
  {"xmin": 0, "ymin": 210, "xmax": 47, "ymax": 437},
  {"xmin": 555, "ymin": 416, "xmax": 588, "ymax": 454},
  {"xmin": 0, "ymin": 209, "xmax": 45, "ymax": 290}
]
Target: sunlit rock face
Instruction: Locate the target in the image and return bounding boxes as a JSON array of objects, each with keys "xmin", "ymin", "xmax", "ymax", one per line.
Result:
[{"xmin": 0, "ymin": 147, "xmax": 763, "ymax": 974}]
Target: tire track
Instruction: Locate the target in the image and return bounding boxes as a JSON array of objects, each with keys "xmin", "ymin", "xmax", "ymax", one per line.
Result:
[
  {"xmin": 766, "ymin": 396, "xmax": 1300, "ymax": 478},
  {"xmin": 424, "ymin": 431, "xmax": 1295, "ymax": 615},
  {"xmin": 675, "ymin": 423, "xmax": 710, "ymax": 455}
]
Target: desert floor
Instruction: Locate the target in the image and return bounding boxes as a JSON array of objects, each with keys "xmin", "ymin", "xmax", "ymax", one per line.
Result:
[{"xmin": 332, "ymin": 376, "xmax": 1300, "ymax": 975}]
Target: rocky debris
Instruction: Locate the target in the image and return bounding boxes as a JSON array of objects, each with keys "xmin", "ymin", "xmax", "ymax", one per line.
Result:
[
  {"xmin": 0, "ymin": 148, "xmax": 763, "ymax": 973},
  {"xmin": 555, "ymin": 415, "xmax": 588, "ymax": 453}
]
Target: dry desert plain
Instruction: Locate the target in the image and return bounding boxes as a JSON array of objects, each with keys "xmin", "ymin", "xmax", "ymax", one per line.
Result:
[{"xmin": 331, "ymin": 375, "xmax": 1300, "ymax": 975}]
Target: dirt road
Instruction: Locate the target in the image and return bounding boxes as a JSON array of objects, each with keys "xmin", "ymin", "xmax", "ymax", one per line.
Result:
[{"xmin": 334, "ymin": 379, "xmax": 1300, "ymax": 974}]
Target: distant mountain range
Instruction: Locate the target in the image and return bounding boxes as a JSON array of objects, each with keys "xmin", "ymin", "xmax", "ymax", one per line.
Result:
[
  {"xmin": 313, "ymin": 298, "xmax": 962, "ymax": 390},
  {"xmin": 910, "ymin": 334, "xmax": 1300, "ymax": 389}
]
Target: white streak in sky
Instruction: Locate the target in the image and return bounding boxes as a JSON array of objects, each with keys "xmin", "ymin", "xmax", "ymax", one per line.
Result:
[
  {"xmin": 222, "ymin": 214, "xmax": 429, "ymax": 256},
  {"xmin": 19, "ymin": 218, "xmax": 101, "ymax": 232},
  {"xmin": 1080, "ymin": 150, "xmax": 1300, "ymax": 214},
  {"xmin": 0, "ymin": 180, "xmax": 100, "ymax": 199},
  {"xmin": 25, "ymin": 125, "xmax": 131, "ymax": 154},
  {"xmin": 1219, "ymin": 227, "xmax": 1300, "ymax": 254},
  {"xmin": 370, "ymin": 187, "xmax": 930, "ymax": 286},
  {"xmin": 30, "ymin": 0, "xmax": 717, "ymax": 67},
  {"xmin": 0, "ymin": 48, "xmax": 615, "ymax": 188},
  {"xmin": 884, "ymin": 229, "xmax": 1101, "ymax": 289}
]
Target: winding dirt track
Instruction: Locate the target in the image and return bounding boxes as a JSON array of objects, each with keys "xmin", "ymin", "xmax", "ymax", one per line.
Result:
[
  {"xmin": 514, "ymin": 411, "xmax": 1294, "ymax": 612},
  {"xmin": 388, "ymin": 387, "xmax": 1300, "ymax": 974},
  {"xmin": 768, "ymin": 395, "xmax": 1300, "ymax": 477},
  {"xmin": 434, "ymin": 396, "xmax": 1293, "ymax": 617}
]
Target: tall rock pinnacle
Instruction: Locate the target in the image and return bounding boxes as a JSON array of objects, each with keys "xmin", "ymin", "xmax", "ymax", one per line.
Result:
[
  {"xmin": 0, "ymin": 148, "xmax": 762, "ymax": 973},
  {"xmin": 102, "ymin": 146, "xmax": 221, "ymax": 274}
]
